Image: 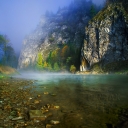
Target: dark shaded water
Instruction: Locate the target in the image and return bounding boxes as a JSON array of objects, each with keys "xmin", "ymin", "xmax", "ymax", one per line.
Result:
[{"xmin": 14, "ymin": 73, "xmax": 128, "ymax": 128}]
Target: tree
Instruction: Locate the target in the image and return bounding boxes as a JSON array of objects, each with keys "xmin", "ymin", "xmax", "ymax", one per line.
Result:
[
  {"xmin": 47, "ymin": 63, "xmax": 52, "ymax": 71},
  {"xmin": 0, "ymin": 34, "xmax": 17, "ymax": 67},
  {"xmin": 43, "ymin": 61, "xmax": 48, "ymax": 68},
  {"xmin": 70, "ymin": 65, "xmax": 76, "ymax": 73},
  {"xmin": 0, "ymin": 35, "xmax": 9, "ymax": 64},
  {"xmin": 37, "ymin": 52, "xmax": 43, "ymax": 67},
  {"xmin": 54, "ymin": 62, "xmax": 59, "ymax": 71},
  {"xmin": 5, "ymin": 45, "xmax": 17, "ymax": 67},
  {"xmin": 90, "ymin": 5, "xmax": 96, "ymax": 18}
]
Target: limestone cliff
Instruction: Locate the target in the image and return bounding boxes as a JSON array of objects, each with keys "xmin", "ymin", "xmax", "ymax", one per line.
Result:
[
  {"xmin": 80, "ymin": 3, "xmax": 128, "ymax": 71},
  {"xmin": 18, "ymin": 5, "xmax": 91, "ymax": 69}
]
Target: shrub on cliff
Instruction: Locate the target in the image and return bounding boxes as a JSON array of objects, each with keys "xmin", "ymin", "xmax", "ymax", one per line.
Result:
[{"xmin": 70, "ymin": 65, "xmax": 76, "ymax": 73}]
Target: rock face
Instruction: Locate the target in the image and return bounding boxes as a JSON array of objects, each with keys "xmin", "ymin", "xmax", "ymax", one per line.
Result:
[
  {"xmin": 18, "ymin": 2, "xmax": 92, "ymax": 69},
  {"xmin": 80, "ymin": 3, "xmax": 128, "ymax": 71}
]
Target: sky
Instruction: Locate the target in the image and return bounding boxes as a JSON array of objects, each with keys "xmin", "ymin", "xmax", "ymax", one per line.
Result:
[{"xmin": 0, "ymin": 0, "xmax": 104, "ymax": 54}]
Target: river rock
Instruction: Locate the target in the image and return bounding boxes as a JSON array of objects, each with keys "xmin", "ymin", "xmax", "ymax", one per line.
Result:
[
  {"xmin": 34, "ymin": 100, "xmax": 40, "ymax": 104},
  {"xmin": 50, "ymin": 120, "xmax": 60, "ymax": 125},
  {"xmin": 29, "ymin": 110, "xmax": 52, "ymax": 120},
  {"xmin": 46, "ymin": 124, "xmax": 53, "ymax": 128},
  {"xmin": 11, "ymin": 116, "xmax": 24, "ymax": 121}
]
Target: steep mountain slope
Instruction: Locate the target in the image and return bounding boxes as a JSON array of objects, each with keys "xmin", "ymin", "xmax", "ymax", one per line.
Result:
[
  {"xmin": 18, "ymin": 0, "xmax": 100, "ymax": 70},
  {"xmin": 80, "ymin": 3, "xmax": 128, "ymax": 72}
]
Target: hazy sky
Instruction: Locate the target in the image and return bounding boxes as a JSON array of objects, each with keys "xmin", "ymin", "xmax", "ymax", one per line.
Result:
[{"xmin": 0, "ymin": 0, "xmax": 104, "ymax": 54}]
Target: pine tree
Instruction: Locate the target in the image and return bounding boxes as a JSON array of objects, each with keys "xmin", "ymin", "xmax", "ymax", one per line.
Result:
[{"xmin": 90, "ymin": 5, "xmax": 96, "ymax": 18}]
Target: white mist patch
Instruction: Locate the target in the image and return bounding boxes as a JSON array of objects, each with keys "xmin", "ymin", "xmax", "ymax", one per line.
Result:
[{"xmin": 13, "ymin": 71, "xmax": 73, "ymax": 81}]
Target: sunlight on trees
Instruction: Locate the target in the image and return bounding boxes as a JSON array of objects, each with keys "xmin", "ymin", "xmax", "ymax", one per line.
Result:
[
  {"xmin": 54, "ymin": 62, "xmax": 59, "ymax": 71},
  {"xmin": 37, "ymin": 52, "xmax": 43, "ymax": 67},
  {"xmin": 70, "ymin": 65, "xmax": 76, "ymax": 73},
  {"xmin": 36, "ymin": 43, "xmax": 80, "ymax": 72}
]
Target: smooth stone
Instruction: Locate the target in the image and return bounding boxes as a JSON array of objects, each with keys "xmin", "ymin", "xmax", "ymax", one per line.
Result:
[
  {"xmin": 54, "ymin": 106, "xmax": 60, "ymax": 109},
  {"xmin": 29, "ymin": 110, "xmax": 52, "ymax": 120},
  {"xmin": 0, "ymin": 101, "xmax": 3, "ymax": 103},
  {"xmin": 46, "ymin": 124, "xmax": 53, "ymax": 128},
  {"xmin": 44, "ymin": 92, "xmax": 49, "ymax": 95},
  {"xmin": 34, "ymin": 100, "xmax": 40, "ymax": 104},
  {"xmin": 11, "ymin": 116, "xmax": 24, "ymax": 120},
  {"xmin": 50, "ymin": 120, "xmax": 60, "ymax": 125}
]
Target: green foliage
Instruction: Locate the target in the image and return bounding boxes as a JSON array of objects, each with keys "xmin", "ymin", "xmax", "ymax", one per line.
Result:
[
  {"xmin": 91, "ymin": 63, "xmax": 104, "ymax": 73},
  {"xmin": 70, "ymin": 65, "xmax": 76, "ymax": 73},
  {"xmin": 37, "ymin": 52, "xmax": 43, "ymax": 67},
  {"xmin": 43, "ymin": 61, "xmax": 48, "ymax": 68},
  {"xmin": 36, "ymin": 43, "xmax": 81, "ymax": 72},
  {"xmin": 90, "ymin": 5, "xmax": 96, "ymax": 18},
  {"xmin": 47, "ymin": 63, "xmax": 52, "ymax": 70},
  {"xmin": 0, "ymin": 34, "xmax": 17, "ymax": 67},
  {"xmin": 53, "ymin": 62, "xmax": 60, "ymax": 71},
  {"xmin": 0, "ymin": 35, "xmax": 9, "ymax": 44}
]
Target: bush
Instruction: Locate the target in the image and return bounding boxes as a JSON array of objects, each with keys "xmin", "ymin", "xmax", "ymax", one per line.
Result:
[
  {"xmin": 53, "ymin": 62, "xmax": 60, "ymax": 71},
  {"xmin": 70, "ymin": 65, "xmax": 76, "ymax": 73}
]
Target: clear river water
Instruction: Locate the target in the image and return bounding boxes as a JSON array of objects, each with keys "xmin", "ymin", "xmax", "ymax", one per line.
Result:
[{"xmin": 14, "ymin": 73, "xmax": 128, "ymax": 128}]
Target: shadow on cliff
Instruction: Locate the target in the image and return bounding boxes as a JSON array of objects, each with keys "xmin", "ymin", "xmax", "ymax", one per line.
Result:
[{"xmin": 82, "ymin": 9, "xmax": 128, "ymax": 73}]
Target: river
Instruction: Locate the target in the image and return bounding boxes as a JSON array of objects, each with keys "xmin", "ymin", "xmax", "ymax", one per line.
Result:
[{"xmin": 14, "ymin": 73, "xmax": 128, "ymax": 128}]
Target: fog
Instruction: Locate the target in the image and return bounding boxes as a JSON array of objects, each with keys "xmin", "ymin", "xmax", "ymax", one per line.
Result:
[
  {"xmin": 12, "ymin": 70, "xmax": 127, "ymax": 86},
  {"xmin": 0, "ymin": 0, "xmax": 104, "ymax": 54},
  {"xmin": 13, "ymin": 71, "xmax": 73, "ymax": 81}
]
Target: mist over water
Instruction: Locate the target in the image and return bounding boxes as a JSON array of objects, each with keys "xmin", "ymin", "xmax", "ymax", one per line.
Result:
[{"xmin": 13, "ymin": 72, "xmax": 128, "ymax": 87}]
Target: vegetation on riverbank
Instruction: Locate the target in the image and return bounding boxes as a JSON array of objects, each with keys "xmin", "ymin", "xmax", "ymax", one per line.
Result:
[
  {"xmin": 36, "ymin": 44, "xmax": 80, "ymax": 72},
  {"xmin": 0, "ymin": 65, "xmax": 17, "ymax": 76}
]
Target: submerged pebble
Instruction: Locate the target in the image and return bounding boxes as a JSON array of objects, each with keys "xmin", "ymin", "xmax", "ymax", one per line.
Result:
[
  {"xmin": 46, "ymin": 124, "xmax": 53, "ymax": 128},
  {"xmin": 44, "ymin": 92, "xmax": 49, "ymax": 95},
  {"xmin": 50, "ymin": 120, "xmax": 60, "ymax": 125},
  {"xmin": 11, "ymin": 116, "xmax": 24, "ymax": 120}
]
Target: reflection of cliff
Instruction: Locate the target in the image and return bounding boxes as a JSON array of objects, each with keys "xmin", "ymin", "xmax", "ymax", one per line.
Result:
[{"xmin": 80, "ymin": 3, "xmax": 128, "ymax": 71}]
